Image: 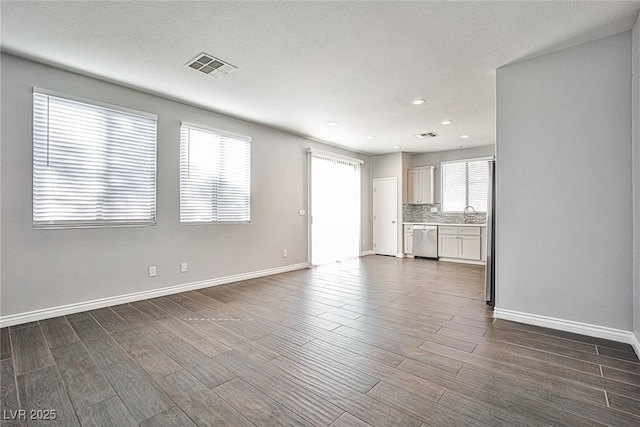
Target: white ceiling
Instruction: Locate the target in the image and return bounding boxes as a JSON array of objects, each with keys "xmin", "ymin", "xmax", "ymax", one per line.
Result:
[{"xmin": 2, "ymin": 1, "xmax": 639, "ymax": 155}]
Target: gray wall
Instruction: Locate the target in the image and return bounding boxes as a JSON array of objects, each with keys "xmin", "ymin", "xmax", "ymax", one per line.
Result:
[
  {"xmin": 402, "ymin": 152, "xmax": 412, "ymax": 204},
  {"xmin": 0, "ymin": 54, "xmax": 371, "ymax": 319},
  {"xmin": 411, "ymin": 145, "xmax": 495, "ymax": 204},
  {"xmin": 496, "ymin": 32, "xmax": 633, "ymax": 330},
  {"xmin": 371, "ymin": 152, "xmax": 403, "ymax": 255},
  {"xmin": 633, "ymin": 14, "xmax": 640, "ymax": 341}
]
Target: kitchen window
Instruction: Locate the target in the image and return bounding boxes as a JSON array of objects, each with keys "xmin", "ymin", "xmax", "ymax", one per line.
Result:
[
  {"xmin": 441, "ymin": 158, "xmax": 489, "ymax": 212},
  {"xmin": 179, "ymin": 123, "xmax": 251, "ymax": 223},
  {"xmin": 32, "ymin": 90, "xmax": 157, "ymax": 228}
]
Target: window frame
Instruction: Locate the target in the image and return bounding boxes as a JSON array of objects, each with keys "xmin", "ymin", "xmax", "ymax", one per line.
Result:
[
  {"xmin": 32, "ymin": 88, "xmax": 158, "ymax": 229},
  {"xmin": 440, "ymin": 156, "xmax": 493, "ymax": 213},
  {"xmin": 179, "ymin": 122, "xmax": 252, "ymax": 225}
]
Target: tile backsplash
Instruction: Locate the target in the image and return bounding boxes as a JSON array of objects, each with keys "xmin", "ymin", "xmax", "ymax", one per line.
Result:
[{"xmin": 403, "ymin": 204, "xmax": 486, "ymax": 224}]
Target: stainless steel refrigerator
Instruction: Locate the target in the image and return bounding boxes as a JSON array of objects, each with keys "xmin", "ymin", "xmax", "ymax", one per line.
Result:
[{"xmin": 485, "ymin": 160, "xmax": 496, "ymax": 307}]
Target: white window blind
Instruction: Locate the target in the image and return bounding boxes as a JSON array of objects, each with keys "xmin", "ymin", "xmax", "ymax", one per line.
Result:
[
  {"xmin": 441, "ymin": 159, "xmax": 489, "ymax": 212},
  {"xmin": 33, "ymin": 91, "xmax": 157, "ymax": 228},
  {"xmin": 180, "ymin": 123, "xmax": 251, "ymax": 223}
]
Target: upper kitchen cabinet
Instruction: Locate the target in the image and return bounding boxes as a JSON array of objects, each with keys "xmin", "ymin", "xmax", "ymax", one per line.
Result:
[{"xmin": 407, "ymin": 166, "xmax": 435, "ymax": 204}]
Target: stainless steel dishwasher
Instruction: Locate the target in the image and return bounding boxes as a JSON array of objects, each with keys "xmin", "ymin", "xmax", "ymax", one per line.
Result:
[{"xmin": 412, "ymin": 225, "xmax": 438, "ymax": 259}]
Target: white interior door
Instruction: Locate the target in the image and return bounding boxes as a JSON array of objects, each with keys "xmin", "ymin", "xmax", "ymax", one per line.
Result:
[{"xmin": 373, "ymin": 177, "xmax": 397, "ymax": 256}]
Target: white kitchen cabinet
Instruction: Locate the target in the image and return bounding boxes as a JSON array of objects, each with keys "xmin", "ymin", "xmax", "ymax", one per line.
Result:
[
  {"xmin": 459, "ymin": 235, "xmax": 481, "ymax": 260},
  {"xmin": 438, "ymin": 234, "xmax": 460, "ymax": 258},
  {"xmin": 407, "ymin": 166, "xmax": 434, "ymax": 204},
  {"xmin": 438, "ymin": 226, "xmax": 482, "ymax": 261},
  {"xmin": 403, "ymin": 224, "xmax": 413, "ymax": 254}
]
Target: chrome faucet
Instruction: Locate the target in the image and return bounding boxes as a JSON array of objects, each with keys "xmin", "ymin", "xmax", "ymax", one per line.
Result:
[{"xmin": 463, "ymin": 205, "xmax": 476, "ymax": 223}]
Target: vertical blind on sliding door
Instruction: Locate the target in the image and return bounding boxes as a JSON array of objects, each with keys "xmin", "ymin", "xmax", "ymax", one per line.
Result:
[{"xmin": 310, "ymin": 151, "xmax": 361, "ymax": 265}]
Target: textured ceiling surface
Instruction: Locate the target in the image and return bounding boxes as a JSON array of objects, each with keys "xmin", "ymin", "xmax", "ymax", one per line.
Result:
[{"xmin": 2, "ymin": 1, "xmax": 639, "ymax": 154}]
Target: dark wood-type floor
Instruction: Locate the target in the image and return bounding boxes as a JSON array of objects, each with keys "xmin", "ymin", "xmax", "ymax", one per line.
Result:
[{"xmin": 2, "ymin": 256, "xmax": 640, "ymax": 426}]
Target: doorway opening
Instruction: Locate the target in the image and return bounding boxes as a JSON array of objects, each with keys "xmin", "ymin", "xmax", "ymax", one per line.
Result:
[{"xmin": 308, "ymin": 150, "xmax": 362, "ymax": 266}]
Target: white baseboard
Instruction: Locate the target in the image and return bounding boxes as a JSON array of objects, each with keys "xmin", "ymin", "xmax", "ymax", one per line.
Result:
[
  {"xmin": 494, "ymin": 308, "xmax": 640, "ymax": 357},
  {"xmin": 438, "ymin": 257, "xmax": 485, "ymax": 266},
  {"xmin": 632, "ymin": 332, "xmax": 640, "ymax": 358},
  {"xmin": 360, "ymin": 250, "xmax": 374, "ymax": 256},
  {"xmin": 397, "ymin": 253, "xmax": 404, "ymax": 258},
  {"xmin": 0, "ymin": 263, "xmax": 309, "ymax": 328}
]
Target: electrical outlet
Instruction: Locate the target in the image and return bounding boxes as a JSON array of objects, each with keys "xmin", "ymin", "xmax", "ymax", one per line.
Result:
[
  {"xmin": 283, "ymin": 249, "xmax": 288, "ymax": 258},
  {"xmin": 362, "ymin": 239, "xmax": 366, "ymax": 245},
  {"xmin": 180, "ymin": 262, "xmax": 188, "ymax": 273},
  {"xmin": 430, "ymin": 207, "xmax": 438, "ymax": 213},
  {"xmin": 148, "ymin": 266, "xmax": 157, "ymax": 277}
]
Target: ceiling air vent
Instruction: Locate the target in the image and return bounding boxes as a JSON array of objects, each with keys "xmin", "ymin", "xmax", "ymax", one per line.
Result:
[
  {"xmin": 186, "ymin": 52, "xmax": 237, "ymax": 79},
  {"xmin": 413, "ymin": 132, "xmax": 438, "ymax": 139}
]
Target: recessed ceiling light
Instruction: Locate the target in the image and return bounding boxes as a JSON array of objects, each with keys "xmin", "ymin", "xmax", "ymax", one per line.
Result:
[
  {"xmin": 460, "ymin": 134, "xmax": 470, "ymax": 139},
  {"xmin": 412, "ymin": 99, "xmax": 426, "ymax": 105},
  {"xmin": 327, "ymin": 121, "xmax": 339, "ymax": 126},
  {"xmin": 441, "ymin": 120, "xmax": 453, "ymax": 125},
  {"xmin": 393, "ymin": 145, "xmax": 400, "ymax": 149},
  {"xmin": 365, "ymin": 136, "xmax": 375, "ymax": 139}
]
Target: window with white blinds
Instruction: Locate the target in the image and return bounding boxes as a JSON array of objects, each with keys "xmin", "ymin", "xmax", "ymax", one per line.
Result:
[
  {"xmin": 180, "ymin": 123, "xmax": 251, "ymax": 223},
  {"xmin": 33, "ymin": 90, "xmax": 157, "ymax": 228},
  {"xmin": 441, "ymin": 159, "xmax": 489, "ymax": 212}
]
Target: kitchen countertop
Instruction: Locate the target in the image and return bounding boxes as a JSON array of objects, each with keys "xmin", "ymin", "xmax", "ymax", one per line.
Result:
[{"xmin": 403, "ymin": 222, "xmax": 486, "ymax": 226}]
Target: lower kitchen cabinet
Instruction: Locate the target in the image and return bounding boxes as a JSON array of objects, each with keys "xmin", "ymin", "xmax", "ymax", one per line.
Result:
[
  {"xmin": 459, "ymin": 235, "xmax": 481, "ymax": 260},
  {"xmin": 438, "ymin": 234, "xmax": 459, "ymax": 258},
  {"xmin": 403, "ymin": 224, "xmax": 413, "ymax": 255},
  {"xmin": 438, "ymin": 226, "xmax": 482, "ymax": 262}
]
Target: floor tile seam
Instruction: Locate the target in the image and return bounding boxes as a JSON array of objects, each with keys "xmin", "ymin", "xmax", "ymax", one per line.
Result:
[
  {"xmin": 14, "ymin": 363, "xmax": 83, "ymax": 426},
  {"xmin": 500, "ymin": 326, "xmax": 633, "ymax": 356},
  {"xmin": 50, "ymin": 336, "xmax": 120, "ymax": 413},
  {"xmin": 306, "ymin": 332, "xmax": 408, "ymax": 368},
  {"xmin": 455, "ymin": 355, "xmax": 623, "ymax": 410},
  {"xmin": 257, "ymin": 355, "xmax": 349, "ymax": 426},
  {"xmin": 295, "ymin": 343, "xmax": 449, "ymax": 401},
  {"xmin": 152, "ymin": 369, "xmax": 248, "ymax": 427},
  {"xmin": 11, "ymin": 323, "xmax": 56, "ymax": 376},
  {"xmin": 476, "ymin": 336, "xmax": 622, "ymax": 375},
  {"xmin": 502, "ymin": 359, "xmax": 629, "ymax": 395},
  {"xmin": 268, "ymin": 347, "xmax": 384, "ymax": 392},
  {"xmin": 360, "ymin": 382, "xmax": 431, "ymax": 425},
  {"xmin": 6, "ymin": 333, "xmax": 23, "ymax": 412},
  {"xmin": 432, "ymin": 356, "xmax": 620, "ymax": 425}
]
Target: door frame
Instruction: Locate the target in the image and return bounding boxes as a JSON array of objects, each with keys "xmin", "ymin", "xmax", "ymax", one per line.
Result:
[{"xmin": 372, "ymin": 177, "xmax": 398, "ymax": 256}]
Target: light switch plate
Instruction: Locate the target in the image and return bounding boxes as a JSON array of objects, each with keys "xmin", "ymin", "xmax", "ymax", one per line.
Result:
[
  {"xmin": 299, "ymin": 209, "xmax": 306, "ymax": 216},
  {"xmin": 180, "ymin": 262, "xmax": 188, "ymax": 273}
]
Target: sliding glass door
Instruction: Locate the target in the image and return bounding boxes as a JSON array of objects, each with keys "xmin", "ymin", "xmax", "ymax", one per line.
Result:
[{"xmin": 309, "ymin": 151, "xmax": 361, "ymax": 265}]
